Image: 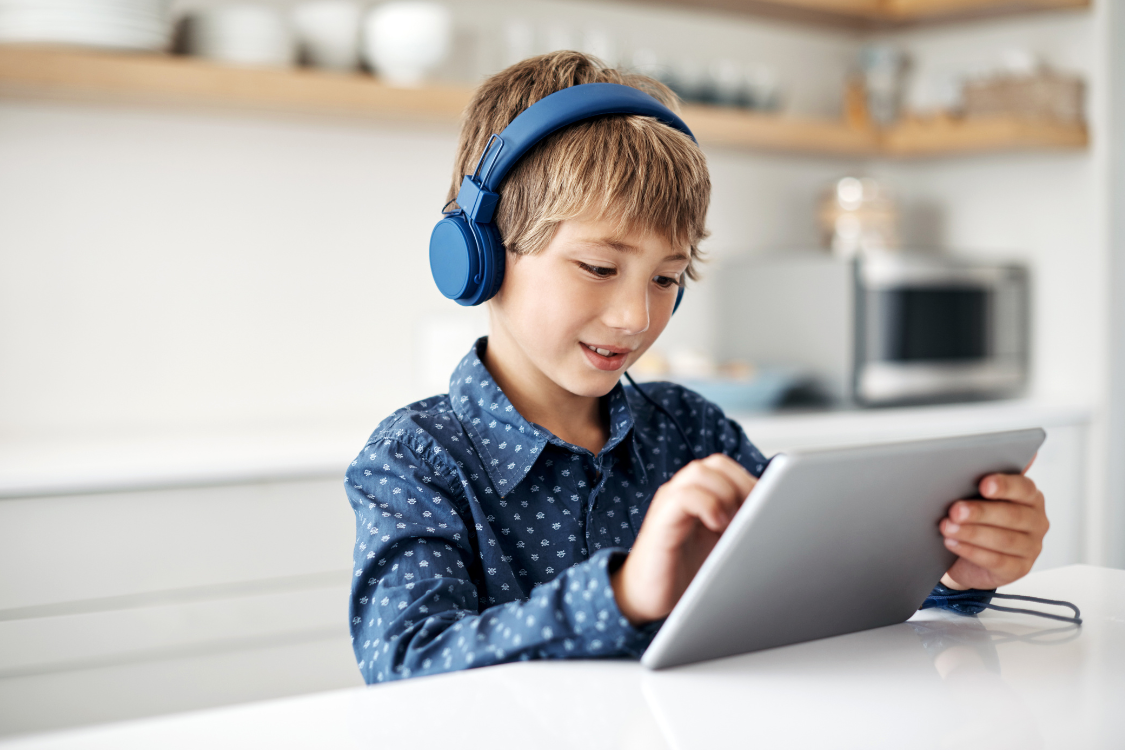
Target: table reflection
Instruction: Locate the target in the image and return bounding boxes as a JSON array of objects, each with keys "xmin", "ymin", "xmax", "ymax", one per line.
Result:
[
  {"xmin": 340, "ymin": 608, "xmax": 1087, "ymax": 750},
  {"xmin": 641, "ymin": 610, "xmax": 1080, "ymax": 750}
]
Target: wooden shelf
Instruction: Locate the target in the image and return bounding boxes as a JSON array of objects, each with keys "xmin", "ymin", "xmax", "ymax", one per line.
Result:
[
  {"xmin": 883, "ymin": 115, "xmax": 1089, "ymax": 156},
  {"xmin": 640, "ymin": 0, "xmax": 1089, "ymax": 26},
  {"xmin": 0, "ymin": 45, "xmax": 473, "ymax": 125},
  {"xmin": 883, "ymin": 0, "xmax": 1088, "ymax": 22},
  {"xmin": 682, "ymin": 103, "xmax": 878, "ymax": 154},
  {"xmin": 0, "ymin": 46, "xmax": 1088, "ymax": 159}
]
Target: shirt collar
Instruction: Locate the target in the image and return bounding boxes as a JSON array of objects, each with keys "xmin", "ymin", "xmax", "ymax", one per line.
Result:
[
  {"xmin": 449, "ymin": 338, "xmax": 549, "ymax": 497},
  {"xmin": 448, "ymin": 337, "xmax": 643, "ymax": 496}
]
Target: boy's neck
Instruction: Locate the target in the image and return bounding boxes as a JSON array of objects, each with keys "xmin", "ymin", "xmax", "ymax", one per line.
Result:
[{"xmin": 481, "ymin": 336, "xmax": 610, "ymax": 455}]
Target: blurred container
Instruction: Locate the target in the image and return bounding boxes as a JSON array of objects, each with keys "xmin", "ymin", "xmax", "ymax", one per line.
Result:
[
  {"xmin": 843, "ymin": 74, "xmax": 870, "ymax": 128},
  {"xmin": 362, "ymin": 1, "xmax": 451, "ymax": 87},
  {"xmin": 631, "ymin": 349, "xmax": 805, "ymax": 413},
  {"xmin": 183, "ymin": 4, "xmax": 295, "ymax": 67},
  {"xmin": 665, "ymin": 58, "xmax": 780, "ymax": 112},
  {"xmin": 0, "ymin": 0, "xmax": 171, "ymax": 51},
  {"xmin": 668, "ymin": 348, "xmax": 716, "ymax": 380},
  {"xmin": 745, "ymin": 64, "xmax": 780, "ymax": 111},
  {"xmin": 904, "ymin": 67, "xmax": 964, "ymax": 117},
  {"xmin": 709, "ymin": 59, "xmax": 744, "ymax": 107},
  {"xmin": 681, "ymin": 369, "xmax": 808, "ymax": 413},
  {"xmin": 964, "ymin": 70, "xmax": 1085, "ymax": 123},
  {"xmin": 667, "ymin": 58, "xmax": 709, "ymax": 103},
  {"xmin": 293, "ymin": 0, "xmax": 362, "ymax": 71},
  {"xmin": 859, "ymin": 44, "xmax": 908, "ymax": 125},
  {"xmin": 818, "ymin": 176, "xmax": 899, "ymax": 257}
]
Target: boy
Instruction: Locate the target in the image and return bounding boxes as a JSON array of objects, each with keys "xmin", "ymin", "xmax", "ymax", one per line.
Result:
[{"xmin": 346, "ymin": 52, "xmax": 1049, "ymax": 684}]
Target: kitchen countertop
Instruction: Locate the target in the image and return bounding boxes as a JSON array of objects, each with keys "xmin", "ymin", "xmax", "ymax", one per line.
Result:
[
  {"xmin": 732, "ymin": 399, "xmax": 1090, "ymax": 455},
  {"xmin": 0, "ymin": 400, "xmax": 1089, "ymax": 498},
  {"xmin": 0, "ymin": 427, "xmax": 365, "ymax": 498},
  {"xmin": 1, "ymin": 564, "xmax": 1120, "ymax": 750}
]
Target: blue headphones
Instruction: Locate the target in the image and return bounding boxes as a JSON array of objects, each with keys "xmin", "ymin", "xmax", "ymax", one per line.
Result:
[{"xmin": 429, "ymin": 82, "xmax": 696, "ymax": 311}]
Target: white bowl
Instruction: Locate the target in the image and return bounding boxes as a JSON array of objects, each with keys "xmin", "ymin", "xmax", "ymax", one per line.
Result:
[
  {"xmin": 362, "ymin": 1, "xmax": 451, "ymax": 88},
  {"xmin": 293, "ymin": 0, "xmax": 361, "ymax": 71}
]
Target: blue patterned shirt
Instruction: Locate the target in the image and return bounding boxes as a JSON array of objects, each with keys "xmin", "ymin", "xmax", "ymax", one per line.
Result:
[{"xmin": 346, "ymin": 337, "xmax": 974, "ymax": 683}]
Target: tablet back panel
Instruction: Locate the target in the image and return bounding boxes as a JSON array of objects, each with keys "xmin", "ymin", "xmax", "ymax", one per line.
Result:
[{"xmin": 641, "ymin": 428, "xmax": 1045, "ymax": 670}]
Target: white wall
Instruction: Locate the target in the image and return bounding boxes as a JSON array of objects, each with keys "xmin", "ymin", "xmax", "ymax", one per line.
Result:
[
  {"xmin": 0, "ymin": 1, "xmax": 862, "ymax": 444},
  {"xmin": 0, "ymin": 103, "xmax": 459, "ymax": 439},
  {"xmin": 1105, "ymin": 0, "xmax": 1125, "ymax": 568},
  {"xmin": 0, "ymin": 9, "xmax": 872, "ymax": 728},
  {"xmin": 871, "ymin": 10, "xmax": 1109, "ymax": 406},
  {"xmin": 865, "ymin": 7, "xmax": 1115, "ymax": 564},
  {"xmin": 0, "ymin": 2, "xmax": 1114, "ymax": 560}
]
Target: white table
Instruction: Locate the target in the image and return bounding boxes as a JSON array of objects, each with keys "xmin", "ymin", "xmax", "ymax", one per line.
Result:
[{"xmin": 3, "ymin": 564, "xmax": 1121, "ymax": 750}]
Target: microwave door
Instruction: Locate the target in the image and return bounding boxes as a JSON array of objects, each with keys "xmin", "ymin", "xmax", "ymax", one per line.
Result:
[
  {"xmin": 857, "ymin": 276, "xmax": 1027, "ymax": 404},
  {"xmin": 874, "ymin": 286, "xmax": 989, "ymax": 362}
]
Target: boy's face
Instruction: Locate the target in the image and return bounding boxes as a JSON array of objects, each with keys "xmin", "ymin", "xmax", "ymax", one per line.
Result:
[{"xmin": 488, "ymin": 215, "xmax": 689, "ymax": 401}]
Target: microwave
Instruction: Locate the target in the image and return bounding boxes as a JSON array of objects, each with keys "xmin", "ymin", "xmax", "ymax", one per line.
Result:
[{"xmin": 714, "ymin": 251, "xmax": 1029, "ymax": 406}]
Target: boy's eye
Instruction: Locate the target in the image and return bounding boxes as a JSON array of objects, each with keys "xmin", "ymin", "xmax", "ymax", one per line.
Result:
[
  {"xmin": 654, "ymin": 275, "xmax": 679, "ymax": 289},
  {"xmin": 578, "ymin": 262, "xmax": 615, "ymax": 278}
]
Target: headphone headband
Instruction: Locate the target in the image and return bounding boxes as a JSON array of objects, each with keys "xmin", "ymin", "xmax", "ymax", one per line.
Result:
[
  {"xmin": 475, "ymin": 83, "xmax": 696, "ymax": 193},
  {"xmin": 430, "ymin": 82, "xmax": 695, "ymax": 308}
]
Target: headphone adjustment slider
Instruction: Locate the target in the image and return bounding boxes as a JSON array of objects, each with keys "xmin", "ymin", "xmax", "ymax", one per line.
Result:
[{"xmin": 456, "ymin": 176, "xmax": 499, "ymax": 223}]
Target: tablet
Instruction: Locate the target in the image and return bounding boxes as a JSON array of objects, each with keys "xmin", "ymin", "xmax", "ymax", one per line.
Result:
[{"xmin": 640, "ymin": 427, "xmax": 1045, "ymax": 670}]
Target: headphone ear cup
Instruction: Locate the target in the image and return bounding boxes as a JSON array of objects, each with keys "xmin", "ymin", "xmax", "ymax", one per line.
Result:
[
  {"xmin": 470, "ymin": 220, "xmax": 506, "ymax": 305},
  {"xmin": 673, "ymin": 285, "xmax": 685, "ymax": 314},
  {"xmin": 430, "ymin": 213, "xmax": 481, "ymax": 303}
]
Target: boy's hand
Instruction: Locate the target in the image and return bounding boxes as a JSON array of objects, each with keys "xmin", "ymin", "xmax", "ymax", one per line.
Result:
[
  {"xmin": 611, "ymin": 454, "xmax": 757, "ymax": 626},
  {"xmin": 939, "ymin": 464, "xmax": 1049, "ymax": 591}
]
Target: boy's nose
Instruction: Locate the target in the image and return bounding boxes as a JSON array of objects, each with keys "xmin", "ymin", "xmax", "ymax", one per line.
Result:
[{"xmin": 606, "ymin": 283, "xmax": 650, "ymax": 335}]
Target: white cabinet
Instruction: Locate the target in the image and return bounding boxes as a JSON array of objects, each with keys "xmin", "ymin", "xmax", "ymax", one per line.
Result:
[
  {"xmin": 0, "ymin": 478, "xmax": 355, "ymax": 611},
  {"xmin": 0, "ymin": 476, "xmax": 363, "ymax": 737},
  {"xmin": 0, "ymin": 400, "xmax": 1090, "ymax": 738}
]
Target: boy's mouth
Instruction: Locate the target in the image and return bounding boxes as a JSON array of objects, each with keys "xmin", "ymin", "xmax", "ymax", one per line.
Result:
[{"xmin": 581, "ymin": 342, "xmax": 631, "ymax": 371}]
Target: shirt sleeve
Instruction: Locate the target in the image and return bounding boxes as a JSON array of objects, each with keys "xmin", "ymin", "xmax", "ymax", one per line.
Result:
[
  {"xmin": 346, "ymin": 438, "xmax": 658, "ymax": 684},
  {"xmin": 709, "ymin": 406, "xmax": 771, "ymax": 479}
]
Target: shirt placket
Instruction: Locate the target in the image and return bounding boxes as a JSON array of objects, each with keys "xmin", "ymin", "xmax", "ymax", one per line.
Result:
[
  {"xmin": 586, "ymin": 451, "xmax": 618, "ymax": 554},
  {"xmin": 589, "ymin": 452, "xmax": 607, "ymax": 557}
]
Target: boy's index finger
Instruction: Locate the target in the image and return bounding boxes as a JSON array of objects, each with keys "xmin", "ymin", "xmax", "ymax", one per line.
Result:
[
  {"xmin": 700, "ymin": 453, "xmax": 757, "ymax": 499},
  {"xmin": 980, "ymin": 473, "xmax": 1041, "ymax": 507}
]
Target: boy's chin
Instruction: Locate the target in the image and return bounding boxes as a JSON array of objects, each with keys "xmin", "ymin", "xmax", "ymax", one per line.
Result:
[{"xmin": 558, "ymin": 366, "xmax": 624, "ymax": 399}]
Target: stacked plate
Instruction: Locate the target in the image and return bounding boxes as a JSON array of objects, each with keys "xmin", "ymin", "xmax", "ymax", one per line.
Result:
[
  {"xmin": 183, "ymin": 5, "xmax": 295, "ymax": 67},
  {"xmin": 0, "ymin": 0, "xmax": 172, "ymax": 51}
]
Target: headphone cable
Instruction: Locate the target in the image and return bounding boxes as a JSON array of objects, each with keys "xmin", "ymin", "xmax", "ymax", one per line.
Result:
[{"xmin": 623, "ymin": 371, "xmax": 700, "ymax": 461}]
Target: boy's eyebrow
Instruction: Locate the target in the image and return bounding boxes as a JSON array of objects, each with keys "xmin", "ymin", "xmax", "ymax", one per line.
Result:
[{"xmin": 580, "ymin": 238, "xmax": 690, "ymax": 263}]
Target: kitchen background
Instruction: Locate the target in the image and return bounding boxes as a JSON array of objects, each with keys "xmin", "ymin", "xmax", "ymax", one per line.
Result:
[{"xmin": 1, "ymin": 0, "xmax": 1123, "ymax": 740}]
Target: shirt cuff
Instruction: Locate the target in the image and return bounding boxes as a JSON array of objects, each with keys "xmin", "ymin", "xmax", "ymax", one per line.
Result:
[
  {"xmin": 919, "ymin": 582, "xmax": 996, "ymax": 615},
  {"xmin": 573, "ymin": 548, "xmax": 661, "ymax": 658}
]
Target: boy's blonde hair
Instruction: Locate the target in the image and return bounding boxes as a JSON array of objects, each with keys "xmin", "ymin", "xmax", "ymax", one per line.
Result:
[{"xmin": 449, "ymin": 51, "xmax": 710, "ymax": 281}]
